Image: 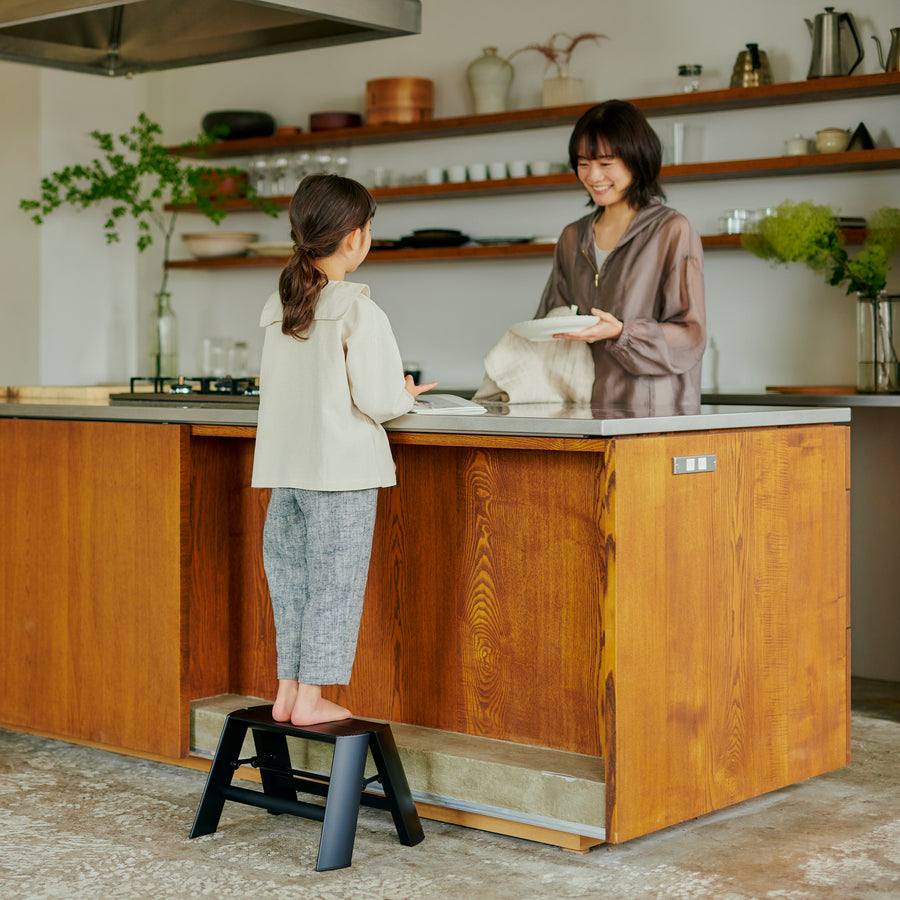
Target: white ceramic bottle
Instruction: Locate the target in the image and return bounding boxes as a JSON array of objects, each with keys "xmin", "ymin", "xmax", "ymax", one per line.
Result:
[{"xmin": 466, "ymin": 47, "xmax": 514, "ymax": 114}]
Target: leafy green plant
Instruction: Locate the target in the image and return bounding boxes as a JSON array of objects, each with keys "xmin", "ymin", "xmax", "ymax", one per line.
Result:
[
  {"xmin": 742, "ymin": 201, "xmax": 900, "ymax": 297},
  {"xmin": 20, "ymin": 112, "xmax": 278, "ymax": 296}
]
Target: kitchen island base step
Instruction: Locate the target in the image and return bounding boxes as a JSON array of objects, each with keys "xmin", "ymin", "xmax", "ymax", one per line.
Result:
[
  {"xmin": 190, "ymin": 695, "xmax": 608, "ymax": 849},
  {"xmin": 189, "ymin": 704, "xmax": 423, "ymax": 871}
]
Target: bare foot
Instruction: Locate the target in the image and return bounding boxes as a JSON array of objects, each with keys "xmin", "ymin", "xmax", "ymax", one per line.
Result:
[
  {"xmin": 272, "ymin": 679, "xmax": 299, "ymax": 722},
  {"xmin": 291, "ymin": 683, "xmax": 352, "ymax": 726}
]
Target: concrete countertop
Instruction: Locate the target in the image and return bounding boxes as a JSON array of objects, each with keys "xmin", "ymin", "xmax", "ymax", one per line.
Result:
[{"xmin": 0, "ymin": 396, "xmax": 850, "ymax": 437}]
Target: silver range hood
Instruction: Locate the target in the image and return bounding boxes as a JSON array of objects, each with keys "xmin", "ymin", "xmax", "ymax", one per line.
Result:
[{"xmin": 0, "ymin": 0, "xmax": 422, "ymax": 76}]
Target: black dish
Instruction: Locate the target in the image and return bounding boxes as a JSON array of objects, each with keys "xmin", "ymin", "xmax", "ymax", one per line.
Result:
[
  {"xmin": 399, "ymin": 230, "xmax": 470, "ymax": 248},
  {"xmin": 201, "ymin": 111, "xmax": 276, "ymax": 141}
]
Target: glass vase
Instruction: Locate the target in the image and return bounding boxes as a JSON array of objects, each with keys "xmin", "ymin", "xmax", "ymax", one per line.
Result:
[
  {"xmin": 857, "ymin": 292, "xmax": 900, "ymax": 393},
  {"xmin": 150, "ymin": 291, "xmax": 178, "ymax": 379}
]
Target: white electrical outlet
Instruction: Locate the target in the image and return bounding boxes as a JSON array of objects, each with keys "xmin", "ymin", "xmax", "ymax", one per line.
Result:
[{"xmin": 672, "ymin": 454, "xmax": 717, "ymax": 474}]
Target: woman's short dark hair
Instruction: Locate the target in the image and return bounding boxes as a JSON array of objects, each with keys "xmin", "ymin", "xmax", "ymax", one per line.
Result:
[{"xmin": 568, "ymin": 100, "xmax": 665, "ymax": 208}]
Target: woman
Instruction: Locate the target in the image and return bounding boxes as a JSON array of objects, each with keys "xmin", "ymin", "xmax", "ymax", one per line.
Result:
[{"xmin": 536, "ymin": 100, "xmax": 706, "ymax": 414}]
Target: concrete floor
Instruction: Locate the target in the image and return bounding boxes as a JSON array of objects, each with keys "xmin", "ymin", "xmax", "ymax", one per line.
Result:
[{"xmin": 1, "ymin": 679, "xmax": 898, "ymax": 899}]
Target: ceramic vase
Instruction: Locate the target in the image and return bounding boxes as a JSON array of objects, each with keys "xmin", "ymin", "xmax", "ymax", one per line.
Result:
[
  {"xmin": 466, "ymin": 47, "xmax": 513, "ymax": 114},
  {"xmin": 857, "ymin": 292, "xmax": 900, "ymax": 393},
  {"xmin": 542, "ymin": 74, "xmax": 585, "ymax": 107}
]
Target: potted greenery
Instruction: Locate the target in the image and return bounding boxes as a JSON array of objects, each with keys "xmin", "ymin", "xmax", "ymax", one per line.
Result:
[
  {"xmin": 507, "ymin": 32, "xmax": 607, "ymax": 106},
  {"xmin": 20, "ymin": 112, "xmax": 278, "ymax": 379},
  {"xmin": 742, "ymin": 201, "xmax": 900, "ymax": 392}
]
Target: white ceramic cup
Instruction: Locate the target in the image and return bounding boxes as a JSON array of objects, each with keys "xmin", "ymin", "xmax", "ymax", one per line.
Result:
[
  {"xmin": 468, "ymin": 162, "xmax": 488, "ymax": 181},
  {"xmin": 447, "ymin": 163, "xmax": 467, "ymax": 183},
  {"xmin": 529, "ymin": 159, "xmax": 551, "ymax": 176},
  {"xmin": 508, "ymin": 160, "xmax": 528, "ymax": 178},
  {"xmin": 425, "ymin": 166, "xmax": 444, "ymax": 184},
  {"xmin": 488, "ymin": 161, "xmax": 508, "ymax": 179}
]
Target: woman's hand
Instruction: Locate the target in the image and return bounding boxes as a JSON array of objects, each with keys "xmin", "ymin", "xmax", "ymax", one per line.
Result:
[
  {"xmin": 553, "ymin": 307, "xmax": 623, "ymax": 343},
  {"xmin": 405, "ymin": 374, "xmax": 439, "ymax": 398}
]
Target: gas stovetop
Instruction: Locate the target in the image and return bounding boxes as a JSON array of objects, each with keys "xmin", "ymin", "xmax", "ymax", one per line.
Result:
[{"xmin": 109, "ymin": 376, "xmax": 260, "ymax": 406}]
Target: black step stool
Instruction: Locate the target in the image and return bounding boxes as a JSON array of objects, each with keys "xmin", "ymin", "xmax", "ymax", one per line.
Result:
[{"xmin": 189, "ymin": 704, "xmax": 424, "ymax": 871}]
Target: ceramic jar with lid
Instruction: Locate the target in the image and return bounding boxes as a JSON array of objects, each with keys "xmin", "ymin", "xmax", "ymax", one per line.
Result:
[{"xmin": 815, "ymin": 128, "xmax": 851, "ymax": 153}]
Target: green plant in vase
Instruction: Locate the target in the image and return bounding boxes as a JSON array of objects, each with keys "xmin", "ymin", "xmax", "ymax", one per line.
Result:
[
  {"xmin": 20, "ymin": 112, "xmax": 279, "ymax": 379},
  {"xmin": 742, "ymin": 201, "xmax": 900, "ymax": 392}
]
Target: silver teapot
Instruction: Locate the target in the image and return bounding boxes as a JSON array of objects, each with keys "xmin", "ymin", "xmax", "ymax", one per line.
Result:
[{"xmin": 805, "ymin": 6, "xmax": 864, "ymax": 78}]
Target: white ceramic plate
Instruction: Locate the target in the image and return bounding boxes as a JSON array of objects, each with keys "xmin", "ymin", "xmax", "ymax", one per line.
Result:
[
  {"xmin": 510, "ymin": 315, "xmax": 598, "ymax": 342},
  {"xmin": 247, "ymin": 241, "xmax": 294, "ymax": 257}
]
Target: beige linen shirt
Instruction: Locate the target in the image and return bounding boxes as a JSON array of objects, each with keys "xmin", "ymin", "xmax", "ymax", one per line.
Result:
[{"xmin": 251, "ymin": 281, "xmax": 413, "ymax": 490}]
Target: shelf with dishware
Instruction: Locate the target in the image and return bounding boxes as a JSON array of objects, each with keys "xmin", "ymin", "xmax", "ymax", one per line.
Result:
[
  {"xmin": 166, "ymin": 228, "xmax": 869, "ymax": 270},
  {"xmin": 165, "ymin": 148, "xmax": 900, "ymax": 215},
  {"xmin": 171, "ymin": 71, "xmax": 900, "ymax": 158}
]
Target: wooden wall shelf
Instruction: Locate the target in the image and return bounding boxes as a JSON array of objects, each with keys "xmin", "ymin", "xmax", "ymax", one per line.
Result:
[
  {"xmin": 164, "ymin": 229, "xmax": 867, "ymax": 270},
  {"xmin": 166, "ymin": 149, "xmax": 900, "ymax": 214},
  {"xmin": 172, "ymin": 72, "xmax": 900, "ymax": 158}
]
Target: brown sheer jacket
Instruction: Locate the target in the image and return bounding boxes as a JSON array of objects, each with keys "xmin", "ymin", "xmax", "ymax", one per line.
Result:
[{"xmin": 535, "ymin": 201, "xmax": 706, "ymax": 415}]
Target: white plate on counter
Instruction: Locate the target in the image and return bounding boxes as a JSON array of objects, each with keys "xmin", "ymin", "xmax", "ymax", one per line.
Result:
[
  {"xmin": 247, "ymin": 241, "xmax": 294, "ymax": 257},
  {"xmin": 510, "ymin": 315, "xmax": 598, "ymax": 342}
]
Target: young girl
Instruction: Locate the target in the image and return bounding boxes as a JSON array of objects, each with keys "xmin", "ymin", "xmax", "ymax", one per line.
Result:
[{"xmin": 251, "ymin": 174, "xmax": 435, "ymax": 727}]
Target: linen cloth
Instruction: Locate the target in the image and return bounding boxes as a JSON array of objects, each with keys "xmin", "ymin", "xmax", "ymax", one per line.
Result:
[{"xmin": 473, "ymin": 307, "xmax": 595, "ymax": 404}]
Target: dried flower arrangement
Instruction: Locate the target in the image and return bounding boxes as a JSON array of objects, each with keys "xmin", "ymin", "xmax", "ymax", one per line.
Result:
[{"xmin": 507, "ymin": 32, "xmax": 607, "ymax": 79}]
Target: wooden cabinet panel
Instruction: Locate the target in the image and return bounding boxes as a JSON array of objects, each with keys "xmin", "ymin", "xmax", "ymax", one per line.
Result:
[
  {"xmin": 0, "ymin": 419, "xmax": 188, "ymax": 756},
  {"xmin": 606, "ymin": 425, "xmax": 850, "ymax": 842},
  {"xmin": 332, "ymin": 441, "xmax": 610, "ymax": 756}
]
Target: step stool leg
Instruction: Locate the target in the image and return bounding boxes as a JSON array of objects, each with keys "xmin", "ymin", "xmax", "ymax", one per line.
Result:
[
  {"xmin": 189, "ymin": 716, "xmax": 250, "ymax": 838},
  {"xmin": 250, "ymin": 728, "xmax": 296, "ymax": 810},
  {"xmin": 369, "ymin": 726, "xmax": 425, "ymax": 846},
  {"xmin": 315, "ymin": 732, "xmax": 370, "ymax": 872}
]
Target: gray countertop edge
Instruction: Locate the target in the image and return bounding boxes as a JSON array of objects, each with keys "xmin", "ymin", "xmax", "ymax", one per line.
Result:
[
  {"xmin": 702, "ymin": 391, "xmax": 900, "ymax": 408},
  {"xmin": 0, "ymin": 400, "xmax": 850, "ymax": 437}
]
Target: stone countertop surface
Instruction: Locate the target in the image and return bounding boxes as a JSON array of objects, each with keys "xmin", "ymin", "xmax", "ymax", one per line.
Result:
[{"xmin": 0, "ymin": 396, "xmax": 850, "ymax": 438}]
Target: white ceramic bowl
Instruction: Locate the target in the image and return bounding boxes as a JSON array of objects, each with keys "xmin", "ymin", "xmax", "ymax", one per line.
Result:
[{"xmin": 182, "ymin": 231, "xmax": 258, "ymax": 258}]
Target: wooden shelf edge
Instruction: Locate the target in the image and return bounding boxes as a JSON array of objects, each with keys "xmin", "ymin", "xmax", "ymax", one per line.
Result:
[
  {"xmin": 165, "ymin": 149, "xmax": 900, "ymax": 213},
  {"xmin": 172, "ymin": 72, "xmax": 900, "ymax": 157},
  {"xmin": 164, "ymin": 229, "xmax": 870, "ymax": 269}
]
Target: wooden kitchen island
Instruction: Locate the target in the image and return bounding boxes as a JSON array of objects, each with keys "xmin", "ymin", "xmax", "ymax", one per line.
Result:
[{"xmin": 0, "ymin": 399, "xmax": 850, "ymax": 845}]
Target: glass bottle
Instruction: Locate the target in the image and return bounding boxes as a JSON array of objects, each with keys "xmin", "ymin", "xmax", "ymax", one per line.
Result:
[
  {"xmin": 150, "ymin": 291, "xmax": 178, "ymax": 379},
  {"xmin": 678, "ymin": 64, "xmax": 702, "ymax": 92}
]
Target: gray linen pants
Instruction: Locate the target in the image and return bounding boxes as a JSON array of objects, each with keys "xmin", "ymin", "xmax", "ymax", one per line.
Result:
[{"xmin": 262, "ymin": 487, "xmax": 378, "ymax": 684}]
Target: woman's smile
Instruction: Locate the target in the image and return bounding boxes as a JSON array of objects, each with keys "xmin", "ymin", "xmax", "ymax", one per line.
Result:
[{"xmin": 577, "ymin": 156, "xmax": 633, "ymax": 208}]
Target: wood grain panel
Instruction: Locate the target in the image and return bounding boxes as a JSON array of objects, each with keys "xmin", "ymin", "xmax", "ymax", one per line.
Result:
[
  {"xmin": 605, "ymin": 425, "xmax": 849, "ymax": 842},
  {"xmin": 187, "ymin": 435, "xmax": 274, "ymax": 700},
  {"xmin": 331, "ymin": 442, "xmax": 609, "ymax": 755},
  {"xmin": 0, "ymin": 419, "xmax": 188, "ymax": 756}
]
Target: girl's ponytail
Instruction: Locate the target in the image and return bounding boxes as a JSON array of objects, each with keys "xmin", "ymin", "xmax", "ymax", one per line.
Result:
[{"xmin": 279, "ymin": 174, "xmax": 376, "ymax": 340}]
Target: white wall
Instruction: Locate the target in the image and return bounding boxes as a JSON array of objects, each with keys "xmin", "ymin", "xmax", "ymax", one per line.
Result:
[
  {"xmin": 0, "ymin": 62, "xmax": 40, "ymax": 384},
  {"xmin": 2, "ymin": 0, "xmax": 899, "ymax": 388}
]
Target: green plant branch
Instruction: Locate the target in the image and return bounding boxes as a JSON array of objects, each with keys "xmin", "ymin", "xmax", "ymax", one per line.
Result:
[
  {"xmin": 742, "ymin": 201, "xmax": 900, "ymax": 296},
  {"xmin": 20, "ymin": 112, "xmax": 278, "ymax": 283}
]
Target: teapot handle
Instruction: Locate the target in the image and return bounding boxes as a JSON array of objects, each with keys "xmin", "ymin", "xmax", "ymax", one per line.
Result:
[{"xmin": 841, "ymin": 12, "xmax": 864, "ymax": 75}]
